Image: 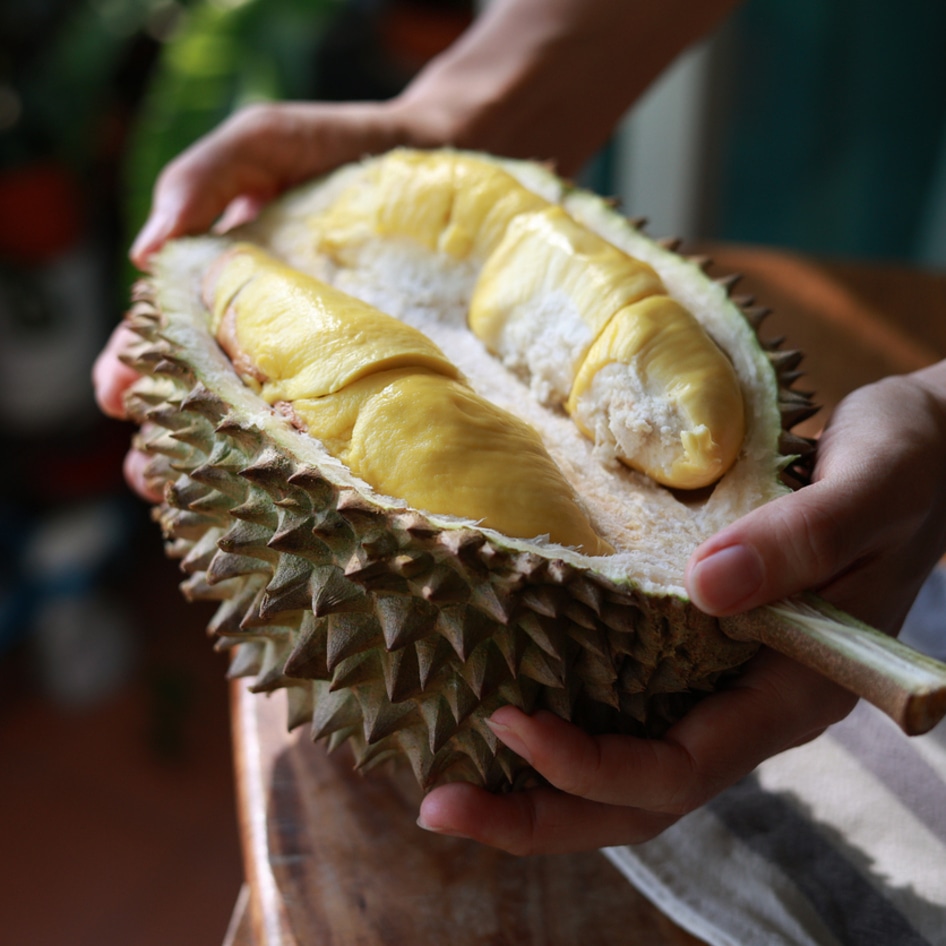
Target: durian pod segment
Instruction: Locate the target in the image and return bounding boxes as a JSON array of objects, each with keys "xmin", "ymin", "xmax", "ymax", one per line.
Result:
[
  {"xmin": 206, "ymin": 243, "xmax": 611, "ymax": 555},
  {"xmin": 310, "ymin": 148, "xmax": 550, "ymax": 261},
  {"xmin": 206, "ymin": 242, "xmax": 460, "ymax": 400},
  {"xmin": 467, "ymin": 205, "xmax": 665, "ymax": 403},
  {"xmin": 566, "ymin": 294, "xmax": 746, "ymax": 489}
]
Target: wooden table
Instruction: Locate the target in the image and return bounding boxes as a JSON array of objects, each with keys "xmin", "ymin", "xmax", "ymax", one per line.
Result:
[{"xmin": 222, "ymin": 244, "xmax": 946, "ymax": 946}]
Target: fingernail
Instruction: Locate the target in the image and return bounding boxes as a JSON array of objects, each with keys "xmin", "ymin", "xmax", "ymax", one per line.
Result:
[
  {"xmin": 130, "ymin": 212, "xmax": 170, "ymax": 265},
  {"xmin": 485, "ymin": 714, "xmax": 532, "ymax": 763},
  {"xmin": 415, "ymin": 815, "xmax": 471, "ymax": 839},
  {"xmin": 688, "ymin": 543, "xmax": 765, "ymax": 614}
]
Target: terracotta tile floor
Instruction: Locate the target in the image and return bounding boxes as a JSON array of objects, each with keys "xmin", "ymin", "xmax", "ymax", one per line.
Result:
[{"xmin": 0, "ymin": 521, "xmax": 244, "ymax": 946}]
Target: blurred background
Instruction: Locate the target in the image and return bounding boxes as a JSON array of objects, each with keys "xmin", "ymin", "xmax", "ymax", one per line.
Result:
[{"xmin": 1, "ymin": 0, "xmax": 944, "ymax": 942}]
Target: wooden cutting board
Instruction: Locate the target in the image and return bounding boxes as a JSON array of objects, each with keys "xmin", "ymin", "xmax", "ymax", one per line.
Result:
[{"xmin": 229, "ymin": 680, "xmax": 704, "ymax": 946}]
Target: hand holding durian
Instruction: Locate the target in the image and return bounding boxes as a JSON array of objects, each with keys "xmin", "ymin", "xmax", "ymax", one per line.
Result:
[{"xmin": 94, "ymin": 0, "xmax": 946, "ymax": 855}]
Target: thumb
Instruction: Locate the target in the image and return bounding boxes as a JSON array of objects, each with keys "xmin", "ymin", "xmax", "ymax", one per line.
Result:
[{"xmin": 685, "ymin": 480, "xmax": 863, "ymax": 616}]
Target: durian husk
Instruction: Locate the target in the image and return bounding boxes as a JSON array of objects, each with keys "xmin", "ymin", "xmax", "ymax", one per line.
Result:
[{"xmin": 122, "ymin": 149, "xmax": 817, "ymax": 792}]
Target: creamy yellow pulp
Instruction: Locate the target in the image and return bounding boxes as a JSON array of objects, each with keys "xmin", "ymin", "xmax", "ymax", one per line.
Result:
[
  {"xmin": 205, "ymin": 244, "xmax": 612, "ymax": 555},
  {"xmin": 308, "ymin": 150, "xmax": 746, "ymax": 490}
]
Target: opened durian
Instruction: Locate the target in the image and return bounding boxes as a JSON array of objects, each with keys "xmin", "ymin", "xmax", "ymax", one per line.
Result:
[{"xmin": 124, "ymin": 148, "xmax": 822, "ymax": 791}]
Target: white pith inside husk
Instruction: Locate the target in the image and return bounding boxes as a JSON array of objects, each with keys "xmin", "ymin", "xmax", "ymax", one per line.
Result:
[{"xmin": 150, "ymin": 151, "xmax": 790, "ymax": 599}]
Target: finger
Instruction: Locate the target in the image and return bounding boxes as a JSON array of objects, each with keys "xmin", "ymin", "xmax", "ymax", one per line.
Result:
[
  {"xmin": 129, "ymin": 129, "xmax": 278, "ymax": 268},
  {"xmin": 483, "ymin": 652, "xmax": 854, "ymax": 814},
  {"xmin": 686, "ymin": 372, "xmax": 946, "ymax": 627},
  {"xmin": 418, "ymin": 653, "xmax": 853, "ymax": 855},
  {"xmin": 129, "ymin": 101, "xmax": 400, "ymax": 268},
  {"xmin": 130, "ymin": 105, "xmax": 307, "ymax": 265},
  {"xmin": 92, "ymin": 324, "xmax": 142, "ymax": 419},
  {"xmin": 684, "ymin": 478, "xmax": 875, "ymax": 617},
  {"xmin": 212, "ymin": 193, "xmax": 270, "ymax": 234},
  {"xmin": 123, "ymin": 448, "xmax": 164, "ymax": 503},
  {"xmin": 485, "ymin": 707, "xmax": 689, "ymax": 810},
  {"xmin": 660, "ymin": 648, "xmax": 856, "ymax": 791},
  {"xmin": 417, "ymin": 781, "xmax": 677, "ymax": 855}
]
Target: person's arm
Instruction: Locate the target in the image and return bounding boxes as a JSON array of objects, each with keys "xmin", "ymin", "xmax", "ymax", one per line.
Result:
[
  {"xmin": 98, "ymin": 0, "xmax": 740, "ymax": 498},
  {"xmin": 417, "ymin": 363, "xmax": 946, "ymax": 853},
  {"xmin": 396, "ymin": 0, "xmax": 740, "ymax": 174},
  {"xmin": 126, "ymin": 0, "xmax": 740, "ymax": 268}
]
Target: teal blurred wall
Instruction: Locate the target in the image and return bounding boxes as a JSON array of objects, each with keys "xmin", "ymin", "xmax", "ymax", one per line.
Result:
[{"xmin": 714, "ymin": 0, "xmax": 946, "ymax": 263}]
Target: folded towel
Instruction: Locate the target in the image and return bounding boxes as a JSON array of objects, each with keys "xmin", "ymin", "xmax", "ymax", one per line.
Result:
[{"xmin": 604, "ymin": 566, "xmax": 946, "ymax": 946}]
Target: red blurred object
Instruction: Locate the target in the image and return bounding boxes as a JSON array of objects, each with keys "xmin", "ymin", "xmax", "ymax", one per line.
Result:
[
  {"xmin": 0, "ymin": 161, "xmax": 84, "ymax": 264},
  {"xmin": 379, "ymin": 0, "xmax": 473, "ymax": 78}
]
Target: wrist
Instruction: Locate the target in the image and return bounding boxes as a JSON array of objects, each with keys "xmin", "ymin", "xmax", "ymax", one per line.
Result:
[{"xmin": 391, "ymin": 0, "xmax": 741, "ymax": 174}]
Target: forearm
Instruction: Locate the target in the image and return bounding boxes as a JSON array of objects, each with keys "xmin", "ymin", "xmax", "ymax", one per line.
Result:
[{"xmin": 393, "ymin": 0, "xmax": 742, "ymax": 174}]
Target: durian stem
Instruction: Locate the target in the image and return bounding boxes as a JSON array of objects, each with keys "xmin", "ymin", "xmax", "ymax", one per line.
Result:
[{"xmin": 721, "ymin": 594, "xmax": 946, "ymax": 736}]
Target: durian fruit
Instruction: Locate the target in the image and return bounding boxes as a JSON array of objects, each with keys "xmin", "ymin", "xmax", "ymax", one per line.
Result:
[{"xmin": 122, "ymin": 148, "xmax": 946, "ymax": 791}]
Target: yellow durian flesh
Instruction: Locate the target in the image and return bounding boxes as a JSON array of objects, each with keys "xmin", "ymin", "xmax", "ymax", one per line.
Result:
[
  {"xmin": 206, "ymin": 243, "xmax": 459, "ymax": 401},
  {"xmin": 306, "ymin": 149, "xmax": 745, "ymax": 492},
  {"xmin": 313, "ymin": 149, "xmax": 548, "ymax": 261},
  {"xmin": 207, "ymin": 243, "xmax": 611, "ymax": 555},
  {"xmin": 329, "ymin": 371, "xmax": 611, "ymax": 554},
  {"xmin": 467, "ymin": 205, "xmax": 665, "ymax": 403},
  {"xmin": 566, "ymin": 296, "xmax": 746, "ymax": 490}
]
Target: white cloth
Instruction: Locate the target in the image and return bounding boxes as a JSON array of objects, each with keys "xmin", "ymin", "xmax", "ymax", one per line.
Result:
[{"xmin": 604, "ymin": 566, "xmax": 946, "ymax": 946}]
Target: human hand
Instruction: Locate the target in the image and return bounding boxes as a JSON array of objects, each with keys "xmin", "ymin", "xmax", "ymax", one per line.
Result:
[
  {"xmin": 687, "ymin": 365, "xmax": 946, "ymax": 633},
  {"xmin": 92, "ymin": 322, "xmax": 162, "ymax": 500},
  {"xmin": 126, "ymin": 99, "xmax": 436, "ymax": 270},
  {"xmin": 93, "ymin": 95, "xmax": 446, "ymax": 498},
  {"xmin": 418, "ymin": 365, "xmax": 946, "ymax": 854}
]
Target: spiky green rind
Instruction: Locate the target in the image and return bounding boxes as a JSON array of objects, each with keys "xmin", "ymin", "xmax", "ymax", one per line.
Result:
[
  {"xmin": 121, "ymin": 149, "xmax": 820, "ymax": 791},
  {"xmin": 123, "ymin": 284, "xmax": 758, "ymax": 791}
]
